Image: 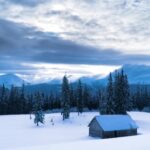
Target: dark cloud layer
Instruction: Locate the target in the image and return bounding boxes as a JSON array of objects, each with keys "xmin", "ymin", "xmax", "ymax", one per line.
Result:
[{"xmin": 0, "ymin": 18, "xmax": 150, "ymax": 73}]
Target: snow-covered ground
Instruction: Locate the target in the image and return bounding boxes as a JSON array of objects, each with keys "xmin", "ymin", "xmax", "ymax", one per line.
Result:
[{"xmin": 0, "ymin": 112, "xmax": 150, "ymax": 150}]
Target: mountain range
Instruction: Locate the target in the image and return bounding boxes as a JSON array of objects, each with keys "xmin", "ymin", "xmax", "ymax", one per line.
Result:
[
  {"xmin": 0, "ymin": 64, "xmax": 150, "ymax": 89},
  {"xmin": 76, "ymin": 64, "xmax": 150, "ymax": 85},
  {"xmin": 0, "ymin": 74, "xmax": 26, "ymax": 88}
]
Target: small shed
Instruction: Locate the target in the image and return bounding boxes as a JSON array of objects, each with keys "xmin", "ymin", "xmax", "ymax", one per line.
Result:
[{"xmin": 89, "ymin": 115, "xmax": 138, "ymax": 138}]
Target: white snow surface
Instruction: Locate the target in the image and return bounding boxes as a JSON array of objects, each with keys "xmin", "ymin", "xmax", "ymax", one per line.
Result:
[
  {"xmin": 0, "ymin": 112, "xmax": 150, "ymax": 150},
  {"xmin": 94, "ymin": 115, "xmax": 138, "ymax": 131}
]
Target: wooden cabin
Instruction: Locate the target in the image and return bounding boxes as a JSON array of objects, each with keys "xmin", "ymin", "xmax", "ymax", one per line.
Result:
[{"xmin": 88, "ymin": 115, "xmax": 138, "ymax": 139}]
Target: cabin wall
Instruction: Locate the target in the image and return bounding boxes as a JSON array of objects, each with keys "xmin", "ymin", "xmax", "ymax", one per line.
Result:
[
  {"xmin": 103, "ymin": 129, "xmax": 137, "ymax": 138},
  {"xmin": 115, "ymin": 129, "xmax": 137, "ymax": 137},
  {"xmin": 127, "ymin": 129, "xmax": 137, "ymax": 136},
  {"xmin": 103, "ymin": 131, "xmax": 115, "ymax": 138},
  {"xmin": 89, "ymin": 119, "xmax": 103, "ymax": 137}
]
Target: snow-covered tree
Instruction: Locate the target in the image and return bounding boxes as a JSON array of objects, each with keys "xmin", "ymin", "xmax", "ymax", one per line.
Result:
[
  {"xmin": 33, "ymin": 92, "xmax": 45, "ymax": 126},
  {"xmin": 0, "ymin": 84, "xmax": 7, "ymax": 114},
  {"xmin": 61, "ymin": 75, "xmax": 70, "ymax": 120},
  {"xmin": 106, "ymin": 73, "xmax": 115, "ymax": 114},
  {"xmin": 83, "ymin": 85, "xmax": 90, "ymax": 108},
  {"xmin": 114, "ymin": 70, "xmax": 129, "ymax": 114},
  {"xmin": 34, "ymin": 110, "xmax": 45, "ymax": 126},
  {"xmin": 77, "ymin": 80, "xmax": 83, "ymax": 115},
  {"xmin": 69, "ymin": 85, "xmax": 76, "ymax": 107},
  {"xmin": 97, "ymin": 89, "xmax": 106, "ymax": 114}
]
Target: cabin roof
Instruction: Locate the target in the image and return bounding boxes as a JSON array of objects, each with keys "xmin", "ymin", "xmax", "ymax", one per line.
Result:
[{"xmin": 90, "ymin": 115, "xmax": 138, "ymax": 131}]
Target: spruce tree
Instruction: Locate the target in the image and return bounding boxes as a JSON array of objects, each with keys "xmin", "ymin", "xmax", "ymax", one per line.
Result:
[
  {"xmin": 61, "ymin": 75, "xmax": 70, "ymax": 120},
  {"xmin": 135, "ymin": 85, "xmax": 146, "ymax": 111},
  {"xmin": 124, "ymin": 74, "xmax": 131, "ymax": 110},
  {"xmin": 8, "ymin": 85, "xmax": 17, "ymax": 114},
  {"xmin": 0, "ymin": 84, "xmax": 7, "ymax": 114},
  {"xmin": 114, "ymin": 71, "xmax": 122, "ymax": 114},
  {"xmin": 120, "ymin": 70, "xmax": 129, "ymax": 114},
  {"xmin": 97, "ymin": 89, "xmax": 106, "ymax": 114},
  {"xmin": 70, "ymin": 85, "xmax": 75, "ymax": 108},
  {"xmin": 33, "ymin": 92, "xmax": 45, "ymax": 126},
  {"xmin": 113, "ymin": 70, "xmax": 129, "ymax": 114},
  {"xmin": 106, "ymin": 73, "xmax": 115, "ymax": 114},
  {"xmin": 83, "ymin": 85, "xmax": 90, "ymax": 108},
  {"xmin": 77, "ymin": 79, "xmax": 83, "ymax": 115},
  {"xmin": 19, "ymin": 84, "xmax": 26, "ymax": 113}
]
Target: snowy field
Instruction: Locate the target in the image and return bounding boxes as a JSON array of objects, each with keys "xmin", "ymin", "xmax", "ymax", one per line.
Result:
[{"xmin": 0, "ymin": 112, "xmax": 150, "ymax": 150}]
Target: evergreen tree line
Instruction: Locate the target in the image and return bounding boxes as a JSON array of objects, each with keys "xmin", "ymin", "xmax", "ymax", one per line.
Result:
[
  {"xmin": 61, "ymin": 75, "xmax": 100, "ymax": 120},
  {"xmin": 60, "ymin": 71, "xmax": 150, "ymax": 119},
  {"xmin": 0, "ymin": 80, "xmax": 98, "ymax": 115},
  {"xmin": 100, "ymin": 70, "xmax": 150, "ymax": 115},
  {"xmin": 100, "ymin": 70, "xmax": 130, "ymax": 114},
  {"xmin": 0, "ymin": 70, "xmax": 150, "ymax": 116},
  {"xmin": 0, "ymin": 85, "xmax": 61, "ymax": 115}
]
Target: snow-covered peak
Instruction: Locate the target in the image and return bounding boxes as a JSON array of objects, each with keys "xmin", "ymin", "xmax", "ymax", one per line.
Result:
[
  {"xmin": 0, "ymin": 73, "xmax": 26, "ymax": 88},
  {"xmin": 120, "ymin": 64, "xmax": 150, "ymax": 84}
]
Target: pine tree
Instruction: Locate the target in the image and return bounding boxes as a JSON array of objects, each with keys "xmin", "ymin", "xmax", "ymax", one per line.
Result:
[
  {"xmin": 106, "ymin": 73, "xmax": 115, "ymax": 114},
  {"xmin": 33, "ymin": 92, "xmax": 45, "ymax": 126},
  {"xmin": 27, "ymin": 94, "xmax": 34, "ymax": 118},
  {"xmin": 8, "ymin": 85, "xmax": 18, "ymax": 114},
  {"xmin": 97, "ymin": 89, "xmax": 106, "ymax": 114},
  {"xmin": 77, "ymin": 80, "xmax": 83, "ymax": 115},
  {"xmin": 0, "ymin": 84, "xmax": 7, "ymax": 114},
  {"xmin": 124, "ymin": 74, "xmax": 131, "ymax": 111},
  {"xmin": 113, "ymin": 71, "xmax": 119, "ymax": 114},
  {"xmin": 83, "ymin": 85, "xmax": 90, "ymax": 108},
  {"xmin": 61, "ymin": 75, "xmax": 70, "ymax": 120},
  {"xmin": 70, "ymin": 85, "xmax": 75, "ymax": 108},
  {"xmin": 135, "ymin": 85, "xmax": 148, "ymax": 111},
  {"xmin": 120, "ymin": 70, "xmax": 129, "ymax": 114},
  {"xmin": 143, "ymin": 85, "xmax": 149, "ymax": 108},
  {"xmin": 113, "ymin": 70, "xmax": 129, "ymax": 114},
  {"xmin": 19, "ymin": 84, "xmax": 26, "ymax": 113}
]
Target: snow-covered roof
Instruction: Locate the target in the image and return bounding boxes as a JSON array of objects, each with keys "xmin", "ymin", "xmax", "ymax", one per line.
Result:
[{"xmin": 94, "ymin": 115, "xmax": 138, "ymax": 131}]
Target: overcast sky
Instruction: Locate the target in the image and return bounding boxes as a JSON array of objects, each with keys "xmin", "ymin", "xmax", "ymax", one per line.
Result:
[{"xmin": 0, "ymin": 0, "xmax": 150, "ymax": 82}]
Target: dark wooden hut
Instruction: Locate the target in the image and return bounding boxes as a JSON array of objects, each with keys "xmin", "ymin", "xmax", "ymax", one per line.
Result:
[{"xmin": 89, "ymin": 115, "xmax": 138, "ymax": 139}]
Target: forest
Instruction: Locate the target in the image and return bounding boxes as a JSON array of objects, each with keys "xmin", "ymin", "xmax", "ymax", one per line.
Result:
[{"xmin": 0, "ymin": 70, "xmax": 149, "ymax": 116}]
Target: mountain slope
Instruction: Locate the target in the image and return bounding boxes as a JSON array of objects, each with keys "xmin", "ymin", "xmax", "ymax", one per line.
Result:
[
  {"xmin": 118, "ymin": 64, "xmax": 150, "ymax": 84},
  {"xmin": 0, "ymin": 74, "xmax": 26, "ymax": 87},
  {"xmin": 98, "ymin": 64, "xmax": 150, "ymax": 85},
  {"xmin": 1, "ymin": 64, "xmax": 150, "ymax": 90},
  {"xmin": 24, "ymin": 83, "xmax": 61, "ymax": 95}
]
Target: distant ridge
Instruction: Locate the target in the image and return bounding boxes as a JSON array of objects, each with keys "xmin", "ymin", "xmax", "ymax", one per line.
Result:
[
  {"xmin": 0, "ymin": 74, "xmax": 26, "ymax": 88},
  {"xmin": 1, "ymin": 64, "xmax": 150, "ymax": 90},
  {"xmin": 98, "ymin": 64, "xmax": 150, "ymax": 85}
]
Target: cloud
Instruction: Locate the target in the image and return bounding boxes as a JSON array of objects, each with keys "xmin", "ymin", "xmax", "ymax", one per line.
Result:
[
  {"xmin": 0, "ymin": 18, "xmax": 116, "ymax": 65},
  {"xmin": 6, "ymin": 0, "xmax": 49, "ymax": 7},
  {"xmin": 0, "ymin": 0, "xmax": 149, "ymax": 55},
  {"xmin": 0, "ymin": 18, "xmax": 150, "ymax": 67},
  {"xmin": 0, "ymin": 0, "xmax": 150, "ymax": 81},
  {"xmin": 16, "ymin": 63, "xmax": 120, "ymax": 83}
]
